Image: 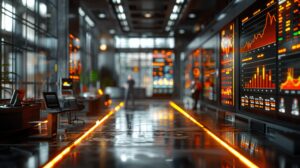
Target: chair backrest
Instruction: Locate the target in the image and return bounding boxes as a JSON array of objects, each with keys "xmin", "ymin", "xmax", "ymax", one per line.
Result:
[
  {"xmin": 63, "ymin": 98, "xmax": 76, "ymax": 108},
  {"xmin": 43, "ymin": 92, "xmax": 60, "ymax": 109}
]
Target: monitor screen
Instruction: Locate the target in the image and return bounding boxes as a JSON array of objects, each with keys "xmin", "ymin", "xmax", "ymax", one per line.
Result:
[
  {"xmin": 43, "ymin": 92, "xmax": 60, "ymax": 109},
  {"xmin": 9, "ymin": 89, "xmax": 23, "ymax": 107},
  {"xmin": 62, "ymin": 78, "xmax": 73, "ymax": 90},
  {"xmin": 9, "ymin": 89, "xmax": 18, "ymax": 105}
]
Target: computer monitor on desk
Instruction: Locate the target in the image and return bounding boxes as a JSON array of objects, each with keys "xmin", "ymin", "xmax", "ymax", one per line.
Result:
[
  {"xmin": 43, "ymin": 92, "xmax": 60, "ymax": 109},
  {"xmin": 62, "ymin": 78, "xmax": 73, "ymax": 90},
  {"xmin": 2, "ymin": 89, "xmax": 23, "ymax": 107}
]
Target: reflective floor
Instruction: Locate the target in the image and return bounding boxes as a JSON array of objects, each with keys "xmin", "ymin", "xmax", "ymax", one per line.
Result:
[
  {"xmin": 56, "ymin": 103, "xmax": 247, "ymax": 168},
  {"xmin": 0, "ymin": 112, "xmax": 101, "ymax": 168},
  {"xmin": 1, "ymin": 101, "xmax": 300, "ymax": 168}
]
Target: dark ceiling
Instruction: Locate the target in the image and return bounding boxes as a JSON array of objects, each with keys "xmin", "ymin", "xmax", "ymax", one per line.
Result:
[{"xmin": 71, "ymin": 0, "xmax": 231, "ymax": 37}]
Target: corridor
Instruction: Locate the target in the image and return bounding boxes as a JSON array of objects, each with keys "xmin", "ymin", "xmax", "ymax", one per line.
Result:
[{"xmin": 52, "ymin": 101, "xmax": 284, "ymax": 168}]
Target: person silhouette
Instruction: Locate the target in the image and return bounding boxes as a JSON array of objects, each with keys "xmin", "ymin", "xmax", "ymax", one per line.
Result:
[
  {"xmin": 191, "ymin": 79, "xmax": 202, "ymax": 110},
  {"xmin": 125, "ymin": 74, "xmax": 135, "ymax": 109}
]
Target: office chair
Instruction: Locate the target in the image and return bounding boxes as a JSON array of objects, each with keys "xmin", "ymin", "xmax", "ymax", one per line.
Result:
[{"xmin": 64, "ymin": 98, "xmax": 85, "ymax": 125}]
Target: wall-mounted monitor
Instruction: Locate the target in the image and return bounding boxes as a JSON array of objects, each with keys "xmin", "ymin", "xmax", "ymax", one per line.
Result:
[
  {"xmin": 239, "ymin": 0, "xmax": 277, "ymax": 114},
  {"xmin": 220, "ymin": 22, "xmax": 235, "ymax": 107},
  {"xmin": 277, "ymin": 0, "xmax": 300, "ymax": 119},
  {"xmin": 62, "ymin": 78, "xmax": 73, "ymax": 90},
  {"xmin": 9, "ymin": 89, "xmax": 22, "ymax": 107},
  {"xmin": 202, "ymin": 35, "xmax": 218, "ymax": 102}
]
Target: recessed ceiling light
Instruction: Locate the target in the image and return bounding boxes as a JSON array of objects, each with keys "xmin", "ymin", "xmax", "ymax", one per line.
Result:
[
  {"xmin": 112, "ymin": 0, "xmax": 121, "ymax": 4},
  {"xmin": 172, "ymin": 5, "xmax": 181, "ymax": 13},
  {"xmin": 98, "ymin": 13, "xmax": 106, "ymax": 19},
  {"xmin": 234, "ymin": 0, "xmax": 243, "ymax": 4},
  {"xmin": 121, "ymin": 20, "xmax": 128, "ymax": 26},
  {"xmin": 117, "ymin": 5, "xmax": 124, "ymax": 13},
  {"xmin": 99, "ymin": 44, "xmax": 108, "ymax": 51},
  {"xmin": 124, "ymin": 27, "xmax": 130, "ymax": 31},
  {"xmin": 217, "ymin": 13, "xmax": 226, "ymax": 21},
  {"xmin": 109, "ymin": 29, "xmax": 116, "ymax": 34},
  {"xmin": 78, "ymin": 7, "xmax": 85, "ymax": 16},
  {"xmin": 117, "ymin": 13, "xmax": 126, "ymax": 20},
  {"xmin": 194, "ymin": 24, "xmax": 201, "ymax": 32},
  {"xmin": 144, "ymin": 13, "xmax": 152, "ymax": 18},
  {"xmin": 167, "ymin": 20, "xmax": 174, "ymax": 26},
  {"xmin": 179, "ymin": 29, "xmax": 185, "ymax": 34},
  {"xmin": 176, "ymin": 0, "xmax": 184, "ymax": 4},
  {"xmin": 188, "ymin": 13, "xmax": 196, "ymax": 19},
  {"xmin": 170, "ymin": 13, "xmax": 178, "ymax": 20}
]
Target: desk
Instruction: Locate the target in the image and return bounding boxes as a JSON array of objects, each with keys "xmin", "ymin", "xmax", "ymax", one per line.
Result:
[
  {"xmin": 0, "ymin": 105, "xmax": 40, "ymax": 132},
  {"xmin": 86, "ymin": 97, "xmax": 105, "ymax": 116},
  {"xmin": 46, "ymin": 107, "xmax": 80, "ymax": 138}
]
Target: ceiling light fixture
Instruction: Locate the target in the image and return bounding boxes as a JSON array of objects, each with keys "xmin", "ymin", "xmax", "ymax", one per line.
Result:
[
  {"xmin": 217, "ymin": 13, "xmax": 226, "ymax": 21},
  {"xmin": 170, "ymin": 13, "xmax": 178, "ymax": 20},
  {"xmin": 179, "ymin": 29, "xmax": 185, "ymax": 34},
  {"xmin": 172, "ymin": 5, "xmax": 180, "ymax": 13},
  {"xmin": 112, "ymin": 0, "xmax": 121, "ymax": 4},
  {"xmin": 117, "ymin": 13, "xmax": 126, "ymax": 20},
  {"xmin": 176, "ymin": 0, "xmax": 185, "ymax": 4},
  {"xmin": 188, "ymin": 13, "xmax": 196, "ymax": 19},
  {"xmin": 109, "ymin": 29, "xmax": 116, "ymax": 34},
  {"xmin": 98, "ymin": 13, "xmax": 106, "ymax": 19},
  {"xmin": 112, "ymin": 0, "xmax": 129, "ymax": 32},
  {"xmin": 165, "ymin": 0, "xmax": 185, "ymax": 32},
  {"xmin": 167, "ymin": 20, "xmax": 174, "ymax": 26},
  {"xmin": 117, "ymin": 5, "xmax": 124, "ymax": 13},
  {"xmin": 85, "ymin": 16, "xmax": 95, "ymax": 27},
  {"xmin": 194, "ymin": 24, "xmax": 201, "ymax": 32},
  {"xmin": 144, "ymin": 13, "xmax": 152, "ymax": 18},
  {"xmin": 78, "ymin": 7, "xmax": 85, "ymax": 16},
  {"xmin": 234, "ymin": 0, "xmax": 243, "ymax": 4},
  {"xmin": 121, "ymin": 20, "xmax": 128, "ymax": 26},
  {"xmin": 99, "ymin": 44, "xmax": 108, "ymax": 51}
]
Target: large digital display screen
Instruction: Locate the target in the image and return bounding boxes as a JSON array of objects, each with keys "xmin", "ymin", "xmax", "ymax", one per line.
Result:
[
  {"xmin": 152, "ymin": 50, "xmax": 174, "ymax": 95},
  {"xmin": 278, "ymin": 0, "xmax": 300, "ymax": 118},
  {"xmin": 192, "ymin": 49, "xmax": 201, "ymax": 79},
  {"xmin": 202, "ymin": 36, "xmax": 217, "ymax": 102},
  {"xmin": 240, "ymin": 0, "xmax": 277, "ymax": 113},
  {"xmin": 220, "ymin": 23, "xmax": 235, "ymax": 106}
]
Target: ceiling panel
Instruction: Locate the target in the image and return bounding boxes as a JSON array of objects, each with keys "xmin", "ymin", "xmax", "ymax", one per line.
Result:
[{"xmin": 77, "ymin": 0, "xmax": 231, "ymax": 37}]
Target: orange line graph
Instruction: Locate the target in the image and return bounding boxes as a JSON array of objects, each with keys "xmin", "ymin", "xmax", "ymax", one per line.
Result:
[
  {"xmin": 280, "ymin": 68, "xmax": 300, "ymax": 90},
  {"xmin": 240, "ymin": 12, "xmax": 276, "ymax": 53}
]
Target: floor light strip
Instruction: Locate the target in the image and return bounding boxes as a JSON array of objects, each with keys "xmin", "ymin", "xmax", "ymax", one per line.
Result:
[
  {"xmin": 169, "ymin": 101, "xmax": 259, "ymax": 168},
  {"xmin": 42, "ymin": 102, "xmax": 124, "ymax": 168}
]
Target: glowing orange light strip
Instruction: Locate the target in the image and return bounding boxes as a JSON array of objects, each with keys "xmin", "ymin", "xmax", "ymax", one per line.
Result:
[
  {"xmin": 169, "ymin": 101, "xmax": 259, "ymax": 168},
  {"xmin": 42, "ymin": 102, "xmax": 124, "ymax": 168}
]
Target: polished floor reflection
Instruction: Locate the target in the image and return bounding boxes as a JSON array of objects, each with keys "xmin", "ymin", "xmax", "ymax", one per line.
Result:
[
  {"xmin": 56, "ymin": 103, "xmax": 247, "ymax": 168},
  {"xmin": 0, "ymin": 113, "xmax": 101, "ymax": 168},
  {"xmin": 2, "ymin": 101, "xmax": 300, "ymax": 168}
]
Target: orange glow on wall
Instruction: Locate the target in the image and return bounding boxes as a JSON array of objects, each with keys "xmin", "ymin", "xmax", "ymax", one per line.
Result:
[
  {"xmin": 42, "ymin": 102, "xmax": 124, "ymax": 168},
  {"xmin": 169, "ymin": 101, "xmax": 259, "ymax": 168},
  {"xmin": 69, "ymin": 34, "xmax": 81, "ymax": 80},
  {"xmin": 193, "ymin": 68, "xmax": 200, "ymax": 78}
]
